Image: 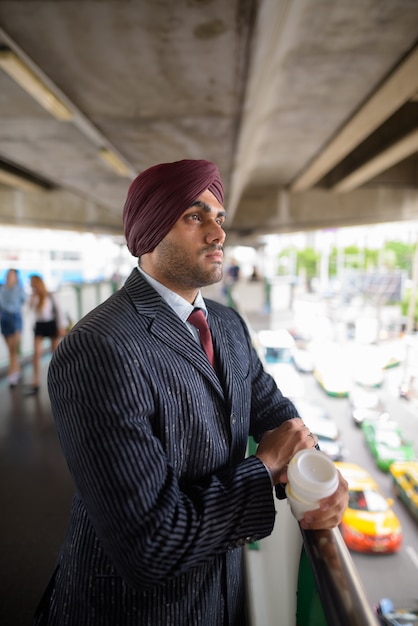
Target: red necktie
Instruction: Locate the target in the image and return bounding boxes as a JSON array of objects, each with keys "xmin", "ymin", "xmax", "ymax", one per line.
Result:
[{"xmin": 188, "ymin": 308, "xmax": 216, "ymax": 368}]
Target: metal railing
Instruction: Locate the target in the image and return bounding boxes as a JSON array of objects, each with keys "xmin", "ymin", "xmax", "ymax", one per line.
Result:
[{"xmin": 300, "ymin": 527, "xmax": 379, "ymax": 626}]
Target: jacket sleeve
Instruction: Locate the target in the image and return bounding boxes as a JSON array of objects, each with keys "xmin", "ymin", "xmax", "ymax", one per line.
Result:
[{"xmin": 48, "ymin": 329, "xmax": 277, "ymax": 590}]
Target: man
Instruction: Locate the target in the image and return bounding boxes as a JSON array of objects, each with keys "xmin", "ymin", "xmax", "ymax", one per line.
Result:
[{"xmin": 34, "ymin": 159, "xmax": 348, "ymax": 626}]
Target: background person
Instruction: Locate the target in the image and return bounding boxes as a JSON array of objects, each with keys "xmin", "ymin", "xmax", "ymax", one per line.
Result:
[
  {"xmin": 222, "ymin": 257, "xmax": 241, "ymax": 307},
  {"xmin": 0, "ymin": 268, "xmax": 27, "ymax": 387},
  {"xmin": 27, "ymin": 274, "xmax": 67, "ymax": 395},
  {"xmin": 34, "ymin": 159, "xmax": 348, "ymax": 626},
  {"xmin": 225, "ymin": 257, "xmax": 241, "ymax": 283}
]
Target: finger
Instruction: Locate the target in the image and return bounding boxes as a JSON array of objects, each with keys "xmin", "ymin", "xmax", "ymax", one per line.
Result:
[
  {"xmin": 307, "ymin": 431, "xmax": 318, "ymax": 447},
  {"xmin": 300, "ymin": 508, "xmax": 340, "ymax": 530},
  {"xmin": 292, "ymin": 417, "xmax": 305, "ymax": 425},
  {"xmin": 278, "ymin": 468, "xmax": 288, "ymax": 484}
]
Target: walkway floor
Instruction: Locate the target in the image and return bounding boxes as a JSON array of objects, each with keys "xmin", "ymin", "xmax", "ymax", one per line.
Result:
[{"xmin": 0, "ymin": 355, "xmax": 74, "ymax": 626}]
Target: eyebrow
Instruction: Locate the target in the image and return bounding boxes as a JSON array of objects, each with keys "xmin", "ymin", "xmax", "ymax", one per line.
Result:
[{"xmin": 191, "ymin": 200, "xmax": 226, "ymax": 218}]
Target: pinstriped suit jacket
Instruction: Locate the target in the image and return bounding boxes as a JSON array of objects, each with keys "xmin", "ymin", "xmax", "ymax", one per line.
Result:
[{"xmin": 35, "ymin": 269, "xmax": 298, "ymax": 626}]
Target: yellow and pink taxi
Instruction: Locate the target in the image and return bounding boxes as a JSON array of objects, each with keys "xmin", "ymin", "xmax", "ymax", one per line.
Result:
[
  {"xmin": 335, "ymin": 462, "xmax": 402, "ymax": 554},
  {"xmin": 389, "ymin": 460, "xmax": 418, "ymax": 523}
]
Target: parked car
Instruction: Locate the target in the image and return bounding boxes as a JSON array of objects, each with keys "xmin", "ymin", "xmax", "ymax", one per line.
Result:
[
  {"xmin": 257, "ymin": 329, "xmax": 295, "ymax": 364},
  {"xmin": 361, "ymin": 419, "xmax": 415, "ymax": 472},
  {"xmin": 335, "ymin": 462, "xmax": 402, "ymax": 554},
  {"xmin": 389, "ymin": 461, "xmax": 418, "ymax": 523},
  {"xmin": 292, "ymin": 347, "xmax": 315, "ymax": 373},
  {"xmin": 257, "ymin": 329, "xmax": 305, "ymax": 399},
  {"xmin": 399, "ymin": 371, "xmax": 418, "ymax": 403},
  {"xmin": 348, "ymin": 387, "xmax": 388, "ymax": 427},
  {"xmin": 288, "ymin": 325, "xmax": 312, "ymax": 348},
  {"xmin": 294, "ymin": 399, "xmax": 344, "ymax": 461},
  {"xmin": 380, "ymin": 350, "xmax": 402, "ymax": 370},
  {"xmin": 353, "ymin": 361, "xmax": 384, "ymax": 388},
  {"xmin": 314, "ymin": 363, "xmax": 352, "ymax": 397},
  {"xmin": 375, "ymin": 596, "xmax": 418, "ymax": 625},
  {"xmin": 352, "ymin": 344, "xmax": 394, "ymax": 385},
  {"xmin": 267, "ymin": 363, "xmax": 305, "ymax": 400}
]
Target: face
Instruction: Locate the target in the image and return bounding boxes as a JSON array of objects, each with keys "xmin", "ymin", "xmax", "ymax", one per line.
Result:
[
  {"xmin": 30, "ymin": 277, "xmax": 40, "ymax": 293},
  {"xmin": 141, "ymin": 189, "xmax": 226, "ymax": 301},
  {"xmin": 6, "ymin": 270, "xmax": 17, "ymax": 287}
]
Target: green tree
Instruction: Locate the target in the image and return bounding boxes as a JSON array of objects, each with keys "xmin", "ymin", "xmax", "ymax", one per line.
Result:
[
  {"xmin": 384, "ymin": 241, "xmax": 414, "ymax": 272},
  {"xmin": 328, "ymin": 245, "xmax": 380, "ymax": 276},
  {"xmin": 296, "ymin": 247, "xmax": 319, "ymax": 291}
]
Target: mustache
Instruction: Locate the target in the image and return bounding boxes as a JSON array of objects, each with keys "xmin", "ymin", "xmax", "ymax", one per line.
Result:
[{"xmin": 203, "ymin": 244, "xmax": 223, "ymax": 253}]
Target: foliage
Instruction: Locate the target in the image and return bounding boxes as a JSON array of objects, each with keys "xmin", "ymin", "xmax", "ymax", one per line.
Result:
[
  {"xmin": 278, "ymin": 241, "xmax": 416, "ymax": 278},
  {"xmin": 277, "ymin": 240, "xmax": 417, "ymax": 315},
  {"xmin": 277, "ymin": 246, "xmax": 319, "ymax": 281},
  {"xmin": 384, "ymin": 241, "xmax": 415, "ymax": 271},
  {"xmin": 400, "ymin": 289, "xmax": 418, "ymax": 324},
  {"xmin": 296, "ymin": 247, "xmax": 318, "ymax": 279}
]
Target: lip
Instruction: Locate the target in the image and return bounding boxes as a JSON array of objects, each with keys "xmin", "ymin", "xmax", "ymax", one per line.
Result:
[{"xmin": 205, "ymin": 250, "xmax": 223, "ymax": 263}]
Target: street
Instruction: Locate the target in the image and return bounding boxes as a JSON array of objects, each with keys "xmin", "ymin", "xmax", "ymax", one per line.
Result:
[{"xmin": 299, "ymin": 366, "xmax": 418, "ymax": 606}]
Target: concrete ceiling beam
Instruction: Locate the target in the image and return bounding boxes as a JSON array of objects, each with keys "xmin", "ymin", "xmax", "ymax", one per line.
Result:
[
  {"xmin": 333, "ymin": 127, "xmax": 418, "ymax": 192},
  {"xmin": 291, "ymin": 45, "xmax": 418, "ymax": 192},
  {"xmin": 0, "ymin": 188, "xmax": 123, "ymax": 235}
]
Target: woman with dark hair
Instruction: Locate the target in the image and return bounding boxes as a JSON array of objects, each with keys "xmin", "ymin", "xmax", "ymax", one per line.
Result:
[
  {"xmin": 27, "ymin": 274, "xmax": 67, "ymax": 395},
  {"xmin": 0, "ymin": 268, "xmax": 27, "ymax": 387}
]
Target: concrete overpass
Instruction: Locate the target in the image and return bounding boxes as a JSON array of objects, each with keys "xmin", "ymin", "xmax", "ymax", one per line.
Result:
[{"xmin": 0, "ymin": 0, "xmax": 417, "ymax": 246}]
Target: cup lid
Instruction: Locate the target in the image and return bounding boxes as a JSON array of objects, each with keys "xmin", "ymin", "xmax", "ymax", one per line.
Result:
[{"xmin": 287, "ymin": 449, "xmax": 338, "ymax": 498}]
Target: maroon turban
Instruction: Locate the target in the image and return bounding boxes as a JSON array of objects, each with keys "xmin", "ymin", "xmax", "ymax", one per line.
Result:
[{"xmin": 123, "ymin": 159, "xmax": 224, "ymax": 257}]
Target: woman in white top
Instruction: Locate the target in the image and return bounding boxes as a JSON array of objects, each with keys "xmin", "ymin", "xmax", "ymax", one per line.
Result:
[{"xmin": 27, "ymin": 274, "xmax": 67, "ymax": 395}]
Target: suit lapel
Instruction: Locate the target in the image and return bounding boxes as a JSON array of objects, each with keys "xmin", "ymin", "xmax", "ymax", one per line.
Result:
[
  {"xmin": 206, "ymin": 305, "xmax": 242, "ymax": 408},
  {"xmin": 124, "ymin": 269, "xmax": 224, "ymax": 395}
]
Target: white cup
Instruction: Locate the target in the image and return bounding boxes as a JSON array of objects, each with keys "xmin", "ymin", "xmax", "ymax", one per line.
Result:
[{"xmin": 285, "ymin": 449, "xmax": 338, "ymax": 521}]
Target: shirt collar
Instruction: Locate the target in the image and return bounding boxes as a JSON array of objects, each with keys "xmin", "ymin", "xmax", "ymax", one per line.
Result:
[{"xmin": 137, "ymin": 266, "xmax": 208, "ymax": 322}]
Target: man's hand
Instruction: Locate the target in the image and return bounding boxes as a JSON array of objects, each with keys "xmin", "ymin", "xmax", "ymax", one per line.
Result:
[
  {"xmin": 299, "ymin": 470, "xmax": 348, "ymax": 530},
  {"xmin": 255, "ymin": 418, "xmax": 318, "ymax": 485},
  {"xmin": 255, "ymin": 418, "xmax": 349, "ymax": 530}
]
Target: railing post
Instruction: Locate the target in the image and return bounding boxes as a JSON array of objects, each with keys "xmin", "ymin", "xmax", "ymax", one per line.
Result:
[{"xmin": 299, "ymin": 527, "xmax": 379, "ymax": 626}]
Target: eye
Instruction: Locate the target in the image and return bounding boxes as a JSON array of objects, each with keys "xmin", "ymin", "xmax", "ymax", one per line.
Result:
[
  {"xmin": 216, "ymin": 217, "xmax": 225, "ymax": 226},
  {"xmin": 185, "ymin": 213, "xmax": 202, "ymax": 222}
]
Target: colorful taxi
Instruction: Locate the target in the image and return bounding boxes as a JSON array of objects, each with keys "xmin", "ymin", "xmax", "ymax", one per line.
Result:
[
  {"xmin": 389, "ymin": 461, "xmax": 418, "ymax": 523},
  {"xmin": 313, "ymin": 364, "xmax": 352, "ymax": 398},
  {"xmin": 361, "ymin": 419, "xmax": 415, "ymax": 472},
  {"xmin": 335, "ymin": 462, "xmax": 402, "ymax": 554}
]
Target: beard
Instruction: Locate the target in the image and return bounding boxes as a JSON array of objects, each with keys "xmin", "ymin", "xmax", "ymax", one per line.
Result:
[{"xmin": 155, "ymin": 238, "xmax": 223, "ymax": 289}]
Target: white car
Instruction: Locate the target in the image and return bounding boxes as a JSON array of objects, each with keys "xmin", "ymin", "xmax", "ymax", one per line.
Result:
[
  {"xmin": 267, "ymin": 363, "xmax": 305, "ymax": 400},
  {"xmin": 292, "ymin": 347, "xmax": 315, "ymax": 373},
  {"xmin": 257, "ymin": 329, "xmax": 295, "ymax": 365},
  {"xmin": 293, "ymin": 399, "xmax": 345, "ymax": 461},
  {"xmin": 348, "ymin": 388, "xmax": 388, "ymax": 427}
]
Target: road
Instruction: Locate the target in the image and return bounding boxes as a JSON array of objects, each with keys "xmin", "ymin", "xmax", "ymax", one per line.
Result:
[{"xmin": 294, "ymin": 360, "xmax": 418, "ymax": 608}]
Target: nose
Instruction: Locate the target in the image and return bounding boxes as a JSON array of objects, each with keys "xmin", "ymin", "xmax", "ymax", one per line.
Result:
[{"xmin": 205, "ymin": 221, "xmax": 226, "ymax": 245}]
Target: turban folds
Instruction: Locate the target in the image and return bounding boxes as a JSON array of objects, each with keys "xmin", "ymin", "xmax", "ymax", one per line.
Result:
[{"xmin": 123, "ymin": 159, "xmax": 224, "ymax": 258}]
